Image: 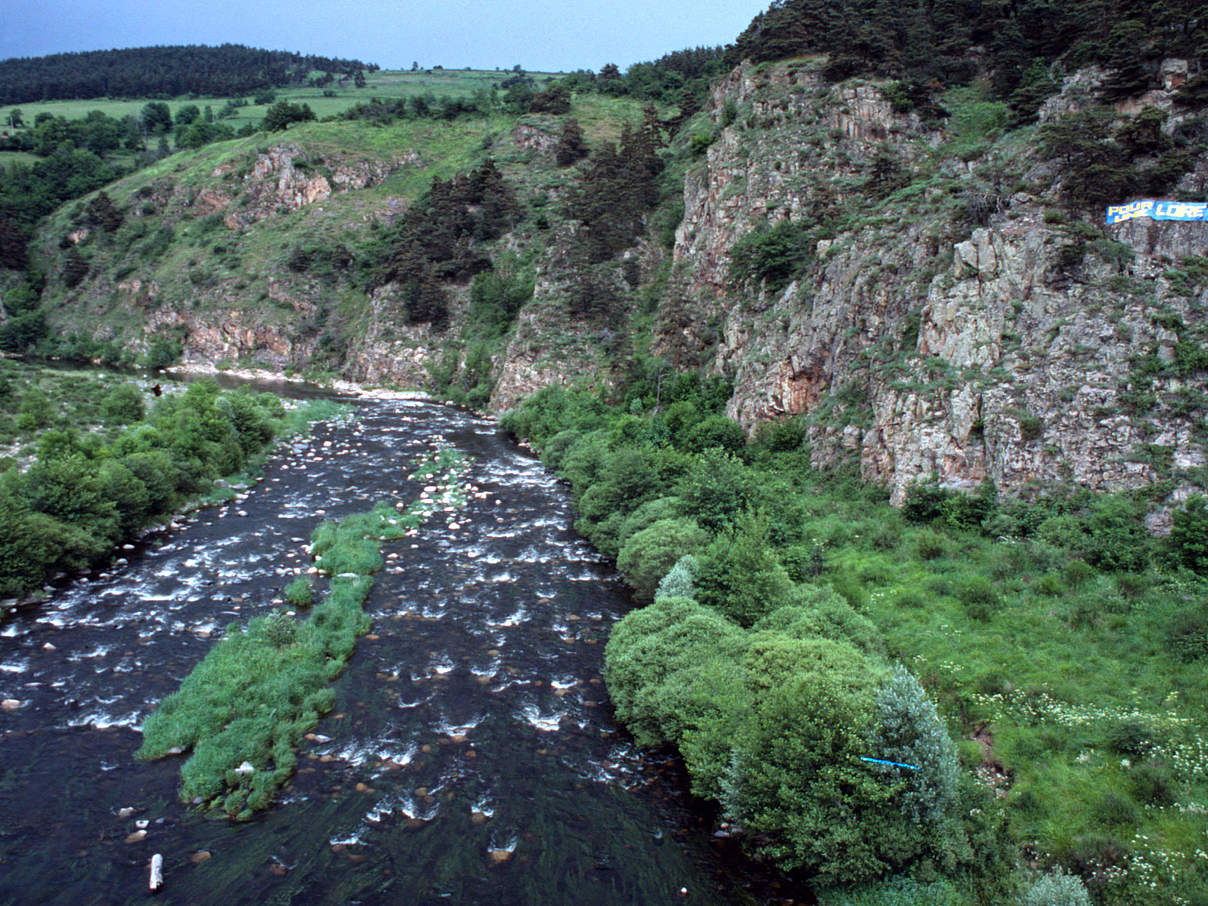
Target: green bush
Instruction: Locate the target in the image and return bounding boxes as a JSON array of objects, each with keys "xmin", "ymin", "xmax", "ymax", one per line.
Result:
[
  {"xmin": 914, "ymin": 528, "xmax": 950, "ymax": 560},
  {"xmin": 616, "ymin": 517, "xmax": 709, "ymax": 603},
  {"xmin": 1166, "ymin": 598, "xmax": 1208, "ymax": 662},
  {"xmin": 99, "ymin": 384, "xmax": 146, "ymax": 424},
  {"xmin": 655, "ymin": 553, "xmax": 699, "ymax": 601},
  {"xmin": 721, "ymin": 635, "xmax": 903, "ymax": 884},
  {"xmin": 866, "ymin": 665, "xmax": 961, "ymax": 825},
  {"xmin": 1170, "ymin": 495, "xmax": 1208, "ymax": 574},
  {"xmin": 958, "ymin": 575, "xmax": 999, "ymax": 612},
  {"xmin": 754, "ymin": 586, "xmax": 883, "ymax": 654},
  {"xmin": 16, "ymin": 388, "xmax": 52, "ymax": 431},
  {"xmin": 695, "ymin": 515, "xmax": 795, "ymax": 625},
  {"xmin": 817, "ymin": 876, "xmax": 972, "ymax": 906},
  {"xmin": 676, "ymin": 446, "xmax": 757, "ymax": 533},
  {"xmin": 1083, "ymin": 495, "xmax": 1149, "ymax": 571},
  {"xmin": 1017, "ymin": 870, "xmax": 1091, "ymax": 906},
  {"xmin": 728, "ymin": 219, "xmax": 814, "ymax": 293},
  {"xmin": 616, "ymin": 495, "xmax": 683, "ymax": 548},
  {"xmin": 284, "ymin": 576, "xmax": 314, "ymax": 608},
  {"xmin": 604, "ymin": 595, "xmax": 748, "ymax": 754},
  {"xmin": 902, "ymin": 481, "xmax": 951, "ymax": 524},
  {"xmin": 682, "ymin": 414, "xmax": 746, "ymax": 454}
]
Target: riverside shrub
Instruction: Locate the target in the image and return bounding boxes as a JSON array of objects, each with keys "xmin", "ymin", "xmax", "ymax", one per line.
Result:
[
  {"xmin": 654, "ymin": 553, "xmax": 698, "ymax": 601},
  {"xmin": 695, "ymin": 515, "xmax": 794, "ymax": 625},
  {"xmin": 503, "ymin": 375, "xmax": 1206, "ymax": 900},
  {"xmin": 0, "ymin": 380, "xmax": 334, "ymax": 598},
  {"xmin": 616, "ymin": 517, "xmax": 709, "ymax": 603}
]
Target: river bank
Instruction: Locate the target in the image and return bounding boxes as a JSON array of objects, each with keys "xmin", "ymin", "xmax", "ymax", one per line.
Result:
[
  {"xmin": 0, "ymin": 396, "xmax": 774, "ymax": 905},
  {"xmin": 166, "ymin": 362, "xmax": 437, "ymax": 403}
]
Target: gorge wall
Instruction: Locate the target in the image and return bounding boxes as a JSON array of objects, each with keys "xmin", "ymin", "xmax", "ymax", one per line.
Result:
[
  {"xmin": 655, "ymin": 60, "xmax": 1208, "ymax": 515},
  {"xmin": 28, "ymin": 61, "xmax": 1208, "ymax": 513}
]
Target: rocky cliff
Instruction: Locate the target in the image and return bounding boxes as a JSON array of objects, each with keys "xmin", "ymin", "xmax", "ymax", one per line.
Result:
[
  {"xmin": 29, "ymin": 62, "xmax": 1208, "ymax": 512},
  {"xmin": 655, "ymin": 59, "xmax": 1208, "ymax": 515}
]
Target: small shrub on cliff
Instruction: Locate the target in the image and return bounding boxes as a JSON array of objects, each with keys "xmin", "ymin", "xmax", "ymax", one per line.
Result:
[
  {"xmin": 1170, "ymin": 495, "xmax": 1208, "ymax": 574},
  {"xmin": 728, "ymin": 219, "xmax": 813, "ymax": 293}
]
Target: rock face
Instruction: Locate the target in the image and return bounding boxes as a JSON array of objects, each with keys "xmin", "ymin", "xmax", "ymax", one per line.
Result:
[
  {"xmin": 656, "ymin": 59, "xmax": 1208, "ymax": 510},
  {"xmin": 32, "ymin": 62, "xmax": 1208, "ymax": 513},
  {"xmin": 220, "ymin": 145, "xmax": 393, "ymax": 229}
]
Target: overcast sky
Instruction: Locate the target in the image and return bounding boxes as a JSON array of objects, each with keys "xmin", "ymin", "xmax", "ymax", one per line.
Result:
[{"xmin": 0, "ymin": 0, "xmax": 770, "ymax": 72}]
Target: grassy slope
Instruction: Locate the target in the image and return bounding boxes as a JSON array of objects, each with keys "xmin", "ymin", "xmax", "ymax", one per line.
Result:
[
  {"xmin": 0, "ymin": 68, "xmax": 564, "ymax": 138},
  {"xmin": 32, "ymin": 90, "xmax": 650, "ymax": 379}
]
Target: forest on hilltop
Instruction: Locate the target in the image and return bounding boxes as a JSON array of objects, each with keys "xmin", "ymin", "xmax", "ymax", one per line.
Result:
[
  {"xmin": 0, "ymin": 44, "xmax": 377, "ymax": 106},
  {"xmin": 730, "ymin": 0, "xmax": 1207, "ymax": 113}
]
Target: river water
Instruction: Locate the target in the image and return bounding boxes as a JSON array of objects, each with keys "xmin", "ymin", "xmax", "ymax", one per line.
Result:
[{"xmin": 0, "ymin": 399, "xmax": 765, "ymax": 905}]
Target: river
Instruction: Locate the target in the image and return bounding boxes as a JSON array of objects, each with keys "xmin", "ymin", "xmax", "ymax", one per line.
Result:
[{"xmin": 0, "ymin": 397, "xmax": 770, "ymax": 905}]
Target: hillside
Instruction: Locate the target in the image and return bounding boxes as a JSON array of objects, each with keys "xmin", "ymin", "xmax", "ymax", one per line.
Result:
[
  {"xmin": 8, "ymin": 12, "xmax": 1208, "ymax": 905},
  {"xmin": 27, "ymin": 52, "xmax": 1208, "ymax": 518},
  {"xmin": 27, "ymin": 90, "xmax": 651, "ymax": 398}
]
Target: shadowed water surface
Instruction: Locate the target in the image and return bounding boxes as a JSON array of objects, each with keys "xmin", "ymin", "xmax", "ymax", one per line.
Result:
[{"xmin": 0, "ymin": 399, "xmax": 759, "ymax": 905}]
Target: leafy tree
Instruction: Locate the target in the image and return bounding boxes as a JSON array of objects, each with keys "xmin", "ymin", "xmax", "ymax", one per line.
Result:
[
  {"xmin": 177, "ymin": 121, "xmax": 236, "ymax": 149},
  {"xmin": 262, "ymin": 100, "xmax": 315, "ymax": 132},
  {"xmin": 865, "ymin": 665, "xmax": 960, "ymax": 825},
  {"xmin": 139, "ymin": 102, "xmax": 173, "ymax": 135},
  {"xmin": 144, "ymin": 334, "xmax": 182, "ymax": 370},
  {"xmin": 528, "ymin": 83, "xmax": 570, "ymax": 114},
  {"xmin": 754, "ymin": 589, "xmax": 884, "ymax": 655},
  {"xmin": 617, "ymin": 517, "xmax": 710, "ymax": 602}
]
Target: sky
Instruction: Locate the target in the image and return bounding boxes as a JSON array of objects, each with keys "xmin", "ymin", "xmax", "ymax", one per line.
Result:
[{"xmin": 0, "ymin": 0, "xmax": 771, "ymax": 72}]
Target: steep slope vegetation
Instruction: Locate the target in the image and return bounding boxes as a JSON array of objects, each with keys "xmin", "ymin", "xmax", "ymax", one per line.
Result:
[
  {"xmin": 652, "ymin": 58, "xmax": 1208, "ymax": 518},
  {"xmin": 31, "ymin": 94, "xmax": 656, "ymax": 404},
  {"xmin": 30, "ymin": 48, "xmax": 1208, "ymax": 515}
]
